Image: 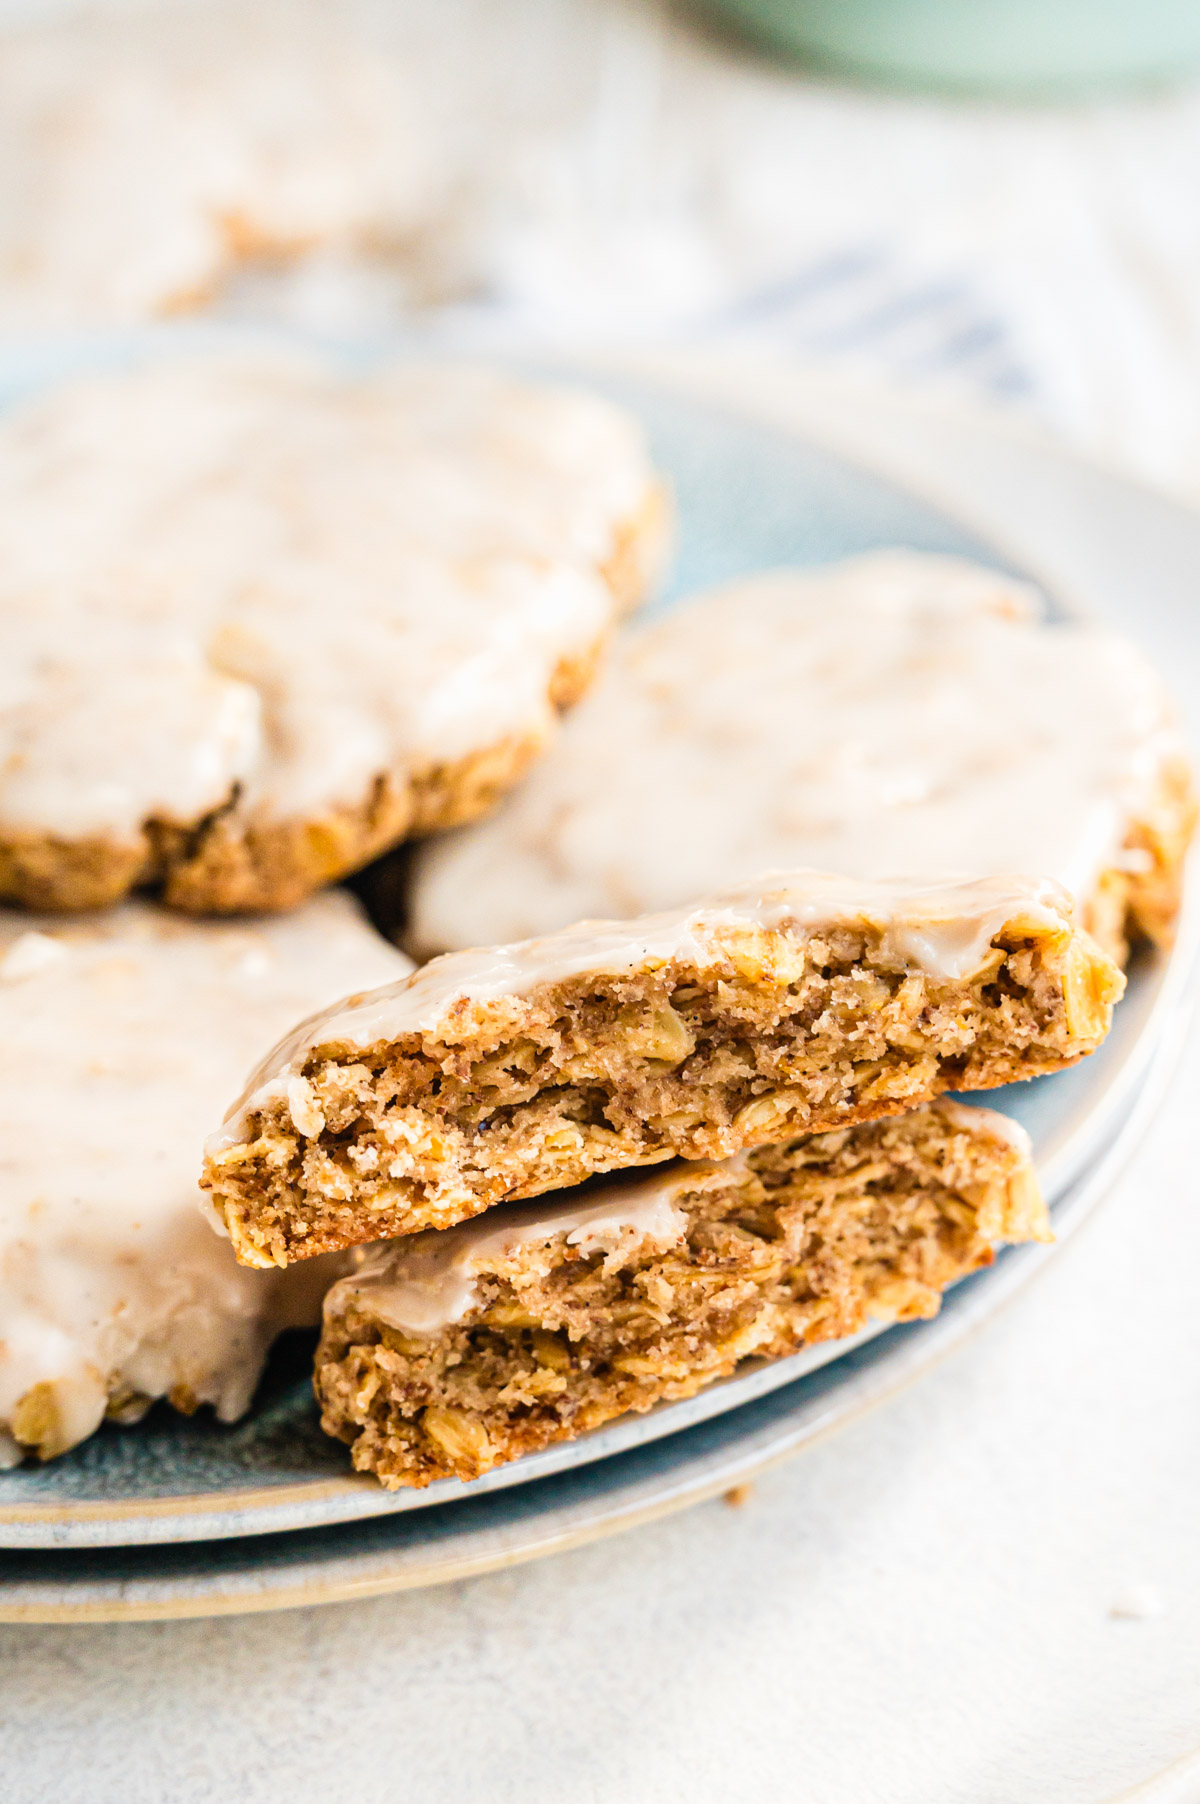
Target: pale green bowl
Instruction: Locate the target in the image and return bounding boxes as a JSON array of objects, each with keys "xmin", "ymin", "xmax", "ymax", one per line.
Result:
[{"xmin": 705, "ymin": 0, "xmax": 1200, "ymax": 95}]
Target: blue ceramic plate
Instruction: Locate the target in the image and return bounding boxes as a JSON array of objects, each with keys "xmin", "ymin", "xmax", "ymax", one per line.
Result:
[
  {"xmin": 0, "ymin": 342, "xmax": 1193, "ymax": 1570},
  {"xmin": 0, "ymin": 992, "xmax": 1189, "ymax": 1621}
]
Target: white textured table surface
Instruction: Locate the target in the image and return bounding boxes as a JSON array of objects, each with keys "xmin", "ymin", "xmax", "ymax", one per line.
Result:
[
  {"xmin": 3, "ymin": 1022, "xmax": 1198, "ymax": 1801},
  {"xmin": 3, "ymin": 6, "xmax": 1200, "ymax": 1796}
]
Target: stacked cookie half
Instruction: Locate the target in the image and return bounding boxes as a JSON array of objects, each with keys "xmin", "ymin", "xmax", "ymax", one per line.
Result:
[
  {"xmin": 0, "ymin": 350, "xmax": 1189, "ymax": 1491},
  {"xmin": 202, "ymin": 870, "xmax": 1125, "ymax": 1488}
]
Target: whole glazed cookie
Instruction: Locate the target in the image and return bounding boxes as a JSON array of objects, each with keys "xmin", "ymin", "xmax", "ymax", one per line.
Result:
[
  {"xmin": 0, "ymin": 0, "xmax": 438, "ymax": 327},
  {"xmin": 408, "ymin": 550, "xmax": 1196, "ymax": 965},
  {"xmin": 0, "ymin": 352, "xmax": 667, "ymax": 913},
  {"xmin": 0, "ymin": 888, "xmax": 411, "ymax": 1466}
]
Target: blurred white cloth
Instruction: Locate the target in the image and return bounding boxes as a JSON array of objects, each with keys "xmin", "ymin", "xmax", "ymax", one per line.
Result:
[
  {"xmin": 432, "ymin": 0, "xmax": 1200, "ymax": 504},
  {"xmin": 284, "ymin": 0, "xmax": 1200, "ymax": 503}
]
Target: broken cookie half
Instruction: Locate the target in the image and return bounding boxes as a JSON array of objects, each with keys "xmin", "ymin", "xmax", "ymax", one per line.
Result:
[
  {"xmin": 203, "ymin": 870, "xmax": 1121, "ymax": 1269},
  {"xmin": 315, "ymin": 1099, "xmax": 1048, "ymax": 1489}
]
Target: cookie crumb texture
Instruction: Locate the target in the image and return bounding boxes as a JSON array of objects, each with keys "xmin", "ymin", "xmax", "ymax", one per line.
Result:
[
  {"xmin": 315, "ymin": 1103, "xmax": 1049, "ymax": 1488},
  {"xmin": 205, "ymin": 874, "xmax": 1120, "ymax": 1267},
  {"xmin": 0, "ymin": 354, "xmax": 666, "ymax": 914}
]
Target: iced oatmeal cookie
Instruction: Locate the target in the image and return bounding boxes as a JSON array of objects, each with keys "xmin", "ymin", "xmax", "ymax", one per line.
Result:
[
  {"xmin": 0, "ymin": 890, "xmax": 410, "ymax": 1466},
  {"xmin": 0, "ymin": 353, "xmax": 666, "ymax": 914},
  {"xmin": 409, "ymin": 550, "xmax": 1194, "ymax": 965},
  {"xmin": 0, "ymin": 0, "xmax": 441, "ymax": 327},
  {"xmin": 315, "ymin": 1100, "xmax": 1047, "ymax": 1488},
  {"xmin": 203, "ymin": 870, "xmax": 1120, "ymax": 1268}
]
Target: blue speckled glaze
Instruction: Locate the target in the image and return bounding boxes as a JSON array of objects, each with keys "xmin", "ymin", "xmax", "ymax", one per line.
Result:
[{"xmin": 0, "ymin": 338, "xmax": 1129, "ymax": 1544}]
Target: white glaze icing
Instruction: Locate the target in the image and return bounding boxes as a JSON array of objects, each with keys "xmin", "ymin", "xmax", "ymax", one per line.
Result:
[
  {"xmin": 929, "ymin": 1096, "xmax": 1033, "ymax": 1157},
  {"xmin": 211, "ymin": 868, "xmax": 1071, "ymax": 1153},
  {"xmin": 408, "ymin": 550, "xmax": 1188, "ymax": 951},
  {"xmin": 0, "ymin": 0, "xmax": 438, "ymax": 327},
  {"xmin": 326, "ymin": 1098, "xmax": 1029, "ymax": 1336},
  {"xmin": 326, "ymin": 1161, "xmax": 720, "ymax": 1336},
  {"xmin": 0, "ymin": 352, "xmax": 655, "ymax": 849},
  {"xmin": 0, "ymin": 891, "xmax": 411, "ymax": 1459}
]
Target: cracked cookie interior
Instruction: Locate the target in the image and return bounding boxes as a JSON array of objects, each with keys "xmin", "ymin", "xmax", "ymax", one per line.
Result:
[
  {"xmin": 204, "ymin": 872, "xmax": 1121, "ymax": 1267},
  {"xmin": 315, "ymin": 1099, "xmax": 1048, "ymax": 1489}
]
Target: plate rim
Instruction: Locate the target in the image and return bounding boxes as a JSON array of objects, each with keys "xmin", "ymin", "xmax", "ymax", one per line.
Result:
[
  {"xmin": 2, "ymin": 351, "xmax": 1196, "ymax": 1554},
  {"xmin": 1, "ymin": 898, "xmax": 1185, "ymax": 1547},
  {"xmin": 0, "ymin": 973, "xmax": 1189, "ymax": 1623}
]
